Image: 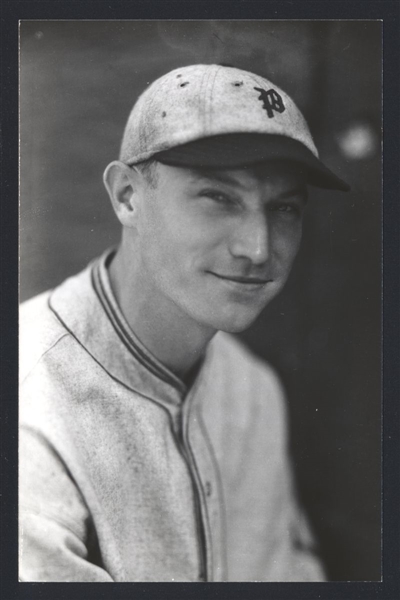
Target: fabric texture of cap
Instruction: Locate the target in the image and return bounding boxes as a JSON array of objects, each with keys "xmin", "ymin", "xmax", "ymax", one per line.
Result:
[{"xmin": 119, "ymin": 64, "xmax": 350, "ymax": 191}]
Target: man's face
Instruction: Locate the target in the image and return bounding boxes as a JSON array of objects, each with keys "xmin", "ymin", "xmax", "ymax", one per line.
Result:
[{"xmin": 130, "ymin": 160, "xmax": 307, "ymax": 334}]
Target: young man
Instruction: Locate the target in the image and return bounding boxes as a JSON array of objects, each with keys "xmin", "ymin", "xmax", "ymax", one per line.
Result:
[{"xmin": 19, "ymin": 64, "xmax": 349, "ymax": 582}]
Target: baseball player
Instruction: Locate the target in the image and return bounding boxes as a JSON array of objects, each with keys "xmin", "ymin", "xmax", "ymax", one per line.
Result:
[{"xmin": 19, "ymin": 64, "xmax": 350, "ymax": 582}]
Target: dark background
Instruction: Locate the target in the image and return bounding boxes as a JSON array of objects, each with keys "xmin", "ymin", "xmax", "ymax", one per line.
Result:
[{"xmin": 19, "ymin": 21, "xmax": 382, "ymax": 581}]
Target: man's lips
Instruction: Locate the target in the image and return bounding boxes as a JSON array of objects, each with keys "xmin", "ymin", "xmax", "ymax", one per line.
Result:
[{"xmin": 209, "ymin": 272, "xmax": 272, "ymax": 285}]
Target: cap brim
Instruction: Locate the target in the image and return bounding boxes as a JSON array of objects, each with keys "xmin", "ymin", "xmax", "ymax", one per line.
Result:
[{"xmin": 153, "ymin": 133, "xmax": 350, "ymax": 192}]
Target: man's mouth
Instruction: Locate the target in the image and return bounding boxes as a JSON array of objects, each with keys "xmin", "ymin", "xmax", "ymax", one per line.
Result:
[{"xmin": 209, "ymin": 272, "xmax": 272, "ymax": 285}]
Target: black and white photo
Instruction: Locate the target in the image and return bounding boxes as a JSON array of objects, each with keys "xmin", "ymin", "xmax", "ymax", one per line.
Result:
[{"xmin": 18, "ymin": 20, "xmax": 382, "ymax": 583}]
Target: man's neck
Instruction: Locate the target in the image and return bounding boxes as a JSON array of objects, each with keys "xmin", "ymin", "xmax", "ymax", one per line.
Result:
[{"xmin": 108, "ymin": 249, "xmax": 216, "ymax": 380}]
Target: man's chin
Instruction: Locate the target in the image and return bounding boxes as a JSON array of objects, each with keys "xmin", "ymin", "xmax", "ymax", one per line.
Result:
[{"xmin": 210, "ymin": 290, "xmax": 286, "ymax": 333}]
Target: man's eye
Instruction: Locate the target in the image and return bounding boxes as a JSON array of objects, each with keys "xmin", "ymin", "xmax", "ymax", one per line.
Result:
[
  {"xmin": 201, "ymin": 191, "xmax": 233, "ymax": 205},
  {"xmin": 272, "ymin": 203, "xmax": 301, "ymax": 214}
]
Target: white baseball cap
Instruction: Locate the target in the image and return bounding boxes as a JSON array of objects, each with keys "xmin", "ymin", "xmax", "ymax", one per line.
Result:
[{"xmin": 119, "ymin": 64, "xmax": 350, "ymax": 191}]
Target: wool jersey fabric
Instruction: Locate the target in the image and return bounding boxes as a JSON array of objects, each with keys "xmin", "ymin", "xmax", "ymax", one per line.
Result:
[{"xmin": 19, "ymin": 250, "xmax": 325, "ymax": 582}]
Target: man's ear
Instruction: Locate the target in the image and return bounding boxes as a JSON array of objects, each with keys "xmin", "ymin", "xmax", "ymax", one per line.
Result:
[{"xmin": 103, "ymin": 161, "xmax": 142, "ymax": 228}]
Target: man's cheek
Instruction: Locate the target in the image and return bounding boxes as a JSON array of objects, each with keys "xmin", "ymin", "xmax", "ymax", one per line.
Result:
[{"xmin": 277, "ymin": 229, "xmax": 302, "ymax": 264}]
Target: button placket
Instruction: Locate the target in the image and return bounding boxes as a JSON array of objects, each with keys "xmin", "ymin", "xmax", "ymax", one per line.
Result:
[
  {"xmin": 186, "ymin": 403, "xmax": 227, "ymax": 582},
  {"xmin": 181, "ymin": 392, "xmax": 211, "ymax": 581}
]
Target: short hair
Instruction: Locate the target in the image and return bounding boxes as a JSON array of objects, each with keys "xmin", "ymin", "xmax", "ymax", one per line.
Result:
[{"xmin": 133, "ymin": 159, "xmax": 159, "ymax": 189}]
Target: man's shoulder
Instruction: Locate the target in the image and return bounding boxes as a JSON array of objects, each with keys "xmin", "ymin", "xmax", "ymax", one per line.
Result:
[
  {"xmin": 19, "ymin": 262, "xmax": 106, "ymax": 436},
  {"xmin": 19, "ymin": 261, "xmax": 95, "ymax": 385},
  {"xmin": 209, "ymin": 331, "xmax": 286, "ymax": 416},
  {"xmin": 200, "ymin": 332, "xmax": 289, "ymax": 450},
  {"xmin": 19, "ymin": 290, "xmax": 69, "ymax": 383}
]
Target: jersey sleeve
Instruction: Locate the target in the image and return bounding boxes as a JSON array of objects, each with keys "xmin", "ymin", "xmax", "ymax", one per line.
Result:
[{"xmin": 19, "ymin": 427, "xmax": 114, "ymax": 582}]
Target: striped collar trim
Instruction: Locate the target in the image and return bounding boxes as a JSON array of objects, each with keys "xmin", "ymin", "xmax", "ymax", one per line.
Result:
[{"xmin": 92, "ymin": 250, "xmax": 186, "ymax": 396}]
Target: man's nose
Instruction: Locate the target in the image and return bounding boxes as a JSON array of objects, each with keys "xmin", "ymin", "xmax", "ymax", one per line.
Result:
[{"xmin": 229, "ymin": 213, "xmax": 270, "ymax": 265}]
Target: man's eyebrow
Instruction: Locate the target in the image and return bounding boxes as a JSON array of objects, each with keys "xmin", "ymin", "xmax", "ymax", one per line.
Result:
[{"xmin": 187, "ymin": 168, "xmax": 244, "ymax": 187}]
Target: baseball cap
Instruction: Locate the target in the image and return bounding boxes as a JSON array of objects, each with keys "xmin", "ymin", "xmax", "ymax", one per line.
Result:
[{"xmin": 119, "ymin": 64, "xmax": 350, "ymax": 191}]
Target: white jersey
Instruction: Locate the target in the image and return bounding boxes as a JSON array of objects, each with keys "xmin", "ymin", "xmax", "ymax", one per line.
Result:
[{"xmin": 19, "ymin": 249, "xmax": 325, "ymax": 582}]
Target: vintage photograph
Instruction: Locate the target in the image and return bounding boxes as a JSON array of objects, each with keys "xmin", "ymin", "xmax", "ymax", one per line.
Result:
[{"xmin": 19, "ymin": 20, "xmax": 382, "ymax": 582}]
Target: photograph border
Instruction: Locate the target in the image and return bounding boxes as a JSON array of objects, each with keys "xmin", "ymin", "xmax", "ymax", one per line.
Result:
[{"xmin": 2, "ymin": 1, "xmax": 399, "ymax": 599}]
